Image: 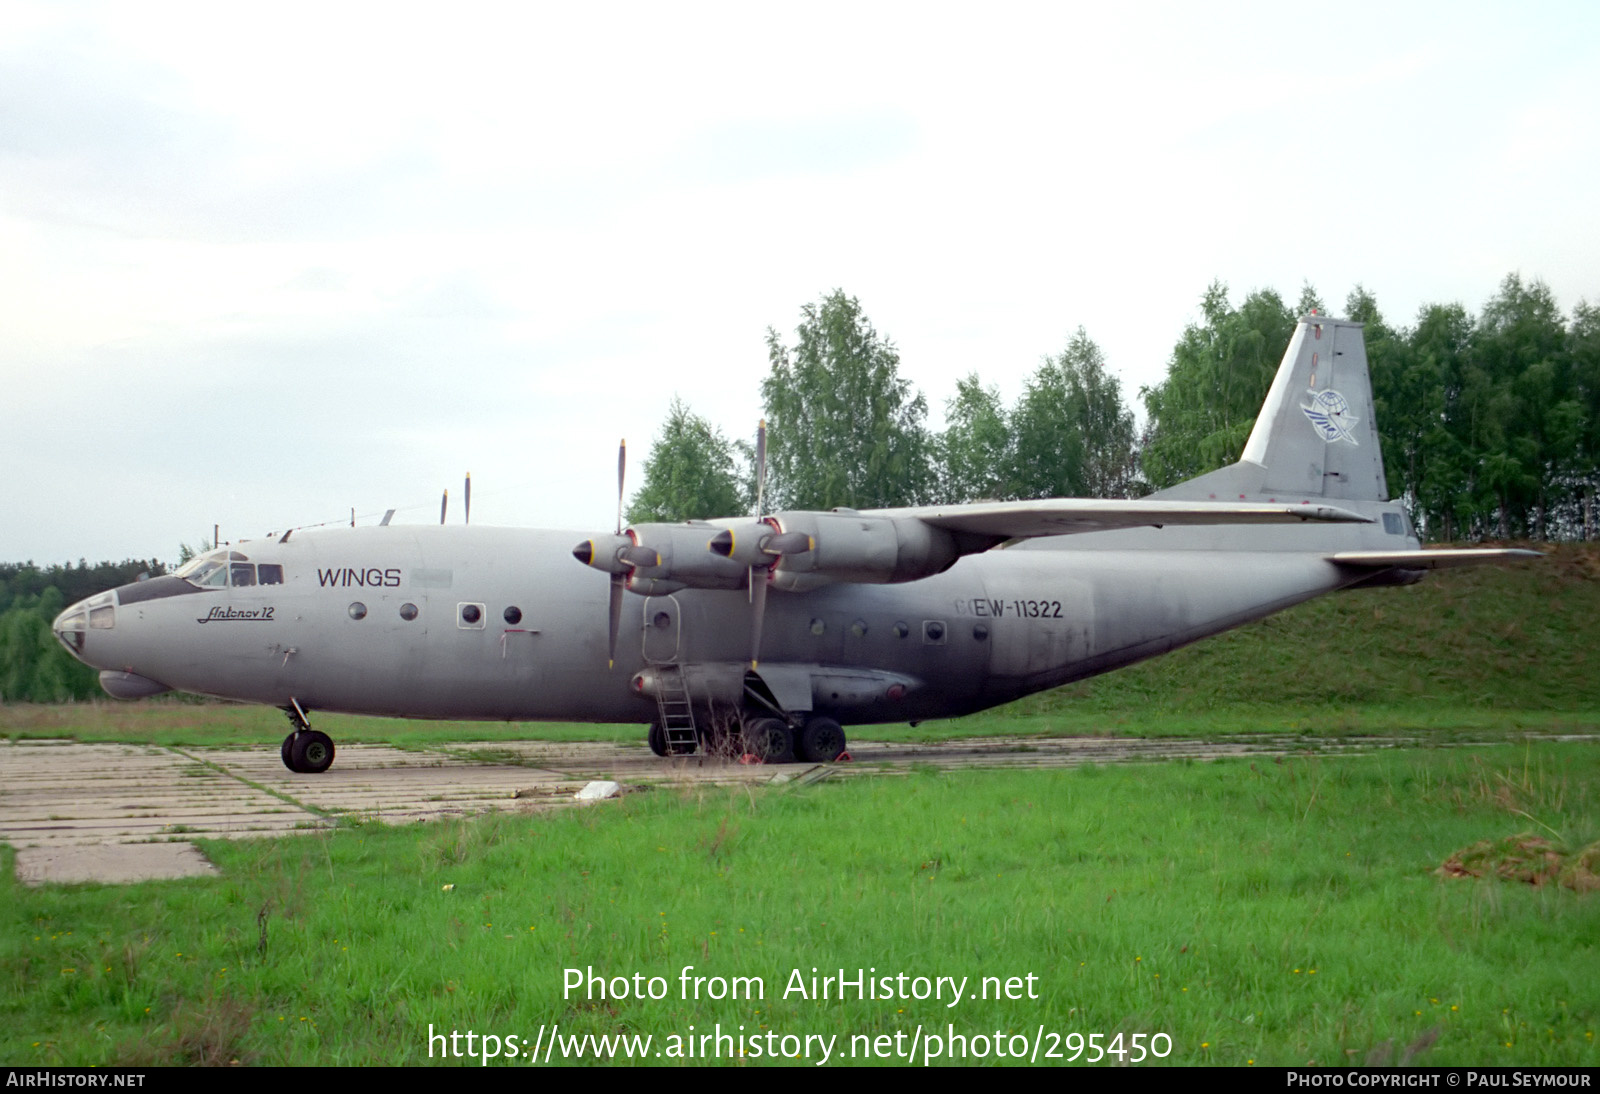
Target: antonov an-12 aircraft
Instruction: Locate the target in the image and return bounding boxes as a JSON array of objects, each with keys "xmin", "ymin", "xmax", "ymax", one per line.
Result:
[{"xmin": 53, "ymin": 315, "xmax": 1536, "ymax": 772}]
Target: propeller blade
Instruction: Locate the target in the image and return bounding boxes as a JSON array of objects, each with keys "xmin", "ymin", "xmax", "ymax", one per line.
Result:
[
  {"xmin": 749, "ymin": 568, "xmax": 768, "ymax": 669},
  {"xmin": 464, "ymin": 473, "xmax": 471, "ymax": 525},
  {"xmin": 607, "ymin": 573, "xmax": 625, "ymax": 669},
  {"xmin": 755, "ymin": 419, "xmax": 767, "ymax": 517},
  {"xmin": 440, "ymin": 489, "xmax": 448, "ymax": 525},
  {"xmin": 616, "ymin": 439, "xmax": 626, "ymax": 535}
]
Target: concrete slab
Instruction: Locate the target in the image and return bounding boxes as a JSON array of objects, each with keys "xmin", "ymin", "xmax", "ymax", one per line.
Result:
[
  {"xmin": 0, "ymin": 741, "xmax": 325, "ymax": 850},
  {"xmin": 14, "ymin": 842, "xmax": 218, "ymax": 885}
]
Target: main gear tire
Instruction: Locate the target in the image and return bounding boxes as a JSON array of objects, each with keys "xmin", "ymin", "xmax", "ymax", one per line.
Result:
[
  {"xmin": 798, "ymin": 717, "xmax": 847, "ymax": 763},
  {"xmin": 743, "ymin": 717, "xmax": 795, "ymax": 764},
  {"xmin": 289, "ymin": 730, "xmax": 335, "ymax": 774}
]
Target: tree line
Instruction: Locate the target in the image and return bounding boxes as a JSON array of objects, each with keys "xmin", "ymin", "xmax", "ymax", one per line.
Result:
[
  {"xmin": 630, "ymin": 277, "xmax": 1599, "ymax": 543},
  {"xmin": 0, "ymin": 559, "xmax": 166, "ymax": 702}
]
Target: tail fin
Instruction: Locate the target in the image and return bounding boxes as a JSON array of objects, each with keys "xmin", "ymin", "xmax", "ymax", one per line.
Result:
[{"xmin": 1156, "ymin": 315, "xmax": 1389, "ymax": 503}]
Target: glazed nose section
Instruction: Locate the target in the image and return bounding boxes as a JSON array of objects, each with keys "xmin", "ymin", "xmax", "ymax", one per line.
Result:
[
  {"xmin": 52, "ymin": 603, "xmax": 87, "ymax": 655},
  {"xmin": 52, "ymin": 592, "xmax": 115, "ymax": 660}
]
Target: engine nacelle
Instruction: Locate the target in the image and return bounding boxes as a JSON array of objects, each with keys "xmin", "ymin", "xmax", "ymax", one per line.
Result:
[
  {"xmin": 623, "ymin": 522, "xmax": 749, "ymax": 592},
  {"xmin": 708, "ymin": 520, "xmax": 815, "ymax": 566},
  {"xmin": 766, "ymin": 511, "xmax": 959, "ymax": 590}
]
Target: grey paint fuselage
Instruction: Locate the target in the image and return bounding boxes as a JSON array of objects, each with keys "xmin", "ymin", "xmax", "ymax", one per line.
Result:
[{"xmin": 76, "ymin": 508, "xmax": 1407, "ymax": 726}]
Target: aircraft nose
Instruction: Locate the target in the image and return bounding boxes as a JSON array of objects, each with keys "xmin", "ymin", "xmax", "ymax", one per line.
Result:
[
  {"xmin": 52, "ymin": 600, "xmax": 89, "ymax": 656},
  {"xmin": 52, "ymin": 591, "xmax": 115, "ymax": 660}
]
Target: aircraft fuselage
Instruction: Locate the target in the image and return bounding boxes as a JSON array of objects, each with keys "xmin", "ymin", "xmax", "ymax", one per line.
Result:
[{"xmin": 62, "ymin": 520, "xmax": 1388, "ymax": 728}]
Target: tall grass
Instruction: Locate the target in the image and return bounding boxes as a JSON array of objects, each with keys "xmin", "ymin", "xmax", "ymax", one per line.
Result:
[{"xmin": 3, "ymin": 743, "xmax": 1595, "ymax": 1066}]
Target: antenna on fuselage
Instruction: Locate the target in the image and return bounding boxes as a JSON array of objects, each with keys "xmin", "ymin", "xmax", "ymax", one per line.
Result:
[
  {"xmin": 465, "ymin": 472, "xmax": 472, "ymax": 525},
  {"xmin": 440, "ymin": 489, "xmax": 448, "ymax": 525}
]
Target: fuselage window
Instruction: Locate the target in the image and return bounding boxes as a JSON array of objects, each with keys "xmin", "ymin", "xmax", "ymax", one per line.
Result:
[
  {"xmin": 231, "ymin": 563, "xmax": 256, "ymax": 587},
  {"xmin": 1382, "ymin": 512, "xmax": 1404, "ymax": 535},
  {"xmin": 923, "ymin": 620, "xmax": 947, "ymax": 644},
  {"xmin": 459, "ymin": 603, "xmax": 485, "ymax": 629},
  {"xmin": 400, "ymin": 603, "xmax": 419, "ymax": 621},
  {"xmin": 259, "ymin": 564, "xmax": 284, "ymax": 585},
  {"xmin": 504, "ymin": 606, "xmax": 522, "ymax": 625},
  {"xmin": 349, "ymin": 602, "xmax": 368, "ymax": 620}
]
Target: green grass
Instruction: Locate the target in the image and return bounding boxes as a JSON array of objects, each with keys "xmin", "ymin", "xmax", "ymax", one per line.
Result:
[
  {"xmin": 3, "ymin": 743, "xmax": 1596, "ymax": 1066},
  {"xmin": 2, "ymin": 543, "xmax": 1594, "ymax": 1065}
]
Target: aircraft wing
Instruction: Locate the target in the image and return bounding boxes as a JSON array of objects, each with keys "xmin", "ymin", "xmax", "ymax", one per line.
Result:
[
  {"xmin": 1330, "ymin": 548, "xmax": 1543, "ymax": 570},
  {"xmin": 871, "ymin": 498, "xmax": 1374, "ymax": 539}
]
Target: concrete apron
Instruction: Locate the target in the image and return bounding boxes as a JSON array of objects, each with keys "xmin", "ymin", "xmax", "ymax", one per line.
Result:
[{"xmin": 1, "ymin": 734, "xmax": 1389, "ymax": 885}]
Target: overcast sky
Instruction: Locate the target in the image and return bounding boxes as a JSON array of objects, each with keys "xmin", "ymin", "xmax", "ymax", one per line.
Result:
[{"xmin": 4, "ymin": 1, "xmax": 1597, "ymax": 566}]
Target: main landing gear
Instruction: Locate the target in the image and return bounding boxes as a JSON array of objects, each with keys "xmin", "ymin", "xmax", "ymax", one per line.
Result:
[
  {"xmin": 280, "ymin": 700, "xmax": 335, "ymax": 774},
  {"xmin": 648, "ymin": 713, "xmax": 848, "ymax": 764},
  {"xmin": 743, "ymin": 714, "xmax": 847, "ymax": 763}
]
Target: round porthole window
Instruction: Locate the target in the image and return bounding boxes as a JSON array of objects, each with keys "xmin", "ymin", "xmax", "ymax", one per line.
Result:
[
  {"xmin": 972, "ymin": 623, "xmax": 989, "ymax": 640},
  {"xmin": 460, "ymin": 604, "xmax": 482, "ymax": 625},
  {"xmin": 809, "ymin": 618, "xmax": 826, "ymax": 635},
  {"xmin": 504, "ymin": 606, "xmax": 522, "ymax": 625},
  {"xmin": 399, "ymin": 603, "xmax": 419, "ymax": 621},
  {"xmin": 893, "ymin": 621, "xmax": 910, "ymax": 638},
  {"xmin": 850, "ymin": 619, "xmax": 868, "ymax": 637},
  {"xmin": 348, "ymin": 602, "xmax": 367, "ymax": 620}
]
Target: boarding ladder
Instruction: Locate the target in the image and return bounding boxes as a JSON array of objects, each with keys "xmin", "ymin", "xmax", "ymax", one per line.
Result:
[{"xmin": 653, "ymin": 662, "xmax": 699, "ymax": 754}]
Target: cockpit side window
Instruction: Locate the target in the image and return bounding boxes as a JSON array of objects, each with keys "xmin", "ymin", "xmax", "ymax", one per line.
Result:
[
  {"xmin": 189, "ymin": 559, "xmax": 229, "ymax": 587},
  {"xmin": 177, "ymin": 549, "xmax": 261, "ymax": 588},
  {"xmin": 258, "ymin": 564, "xmax": 283, "ymax": 585},
  {"xmin": 173, "ymin": 553, "xmax": 217, "ymax": 580}
]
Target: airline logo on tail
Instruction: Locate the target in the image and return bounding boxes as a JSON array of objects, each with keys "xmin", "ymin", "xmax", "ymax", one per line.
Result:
[{"xmin": 1302, "ymin": 389, "xmax": 1360, "ymax": 445}]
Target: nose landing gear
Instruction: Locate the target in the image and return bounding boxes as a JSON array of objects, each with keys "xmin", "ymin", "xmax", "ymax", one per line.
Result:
[{"xmin": 280, "ymin": 700, "xmax": 336, "ymax": 774}]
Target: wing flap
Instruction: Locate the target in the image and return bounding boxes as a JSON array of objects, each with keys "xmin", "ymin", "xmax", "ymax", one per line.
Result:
[{"xmin": 1330, "ymin": 548, "xmax": 1542, "ymax": 570}]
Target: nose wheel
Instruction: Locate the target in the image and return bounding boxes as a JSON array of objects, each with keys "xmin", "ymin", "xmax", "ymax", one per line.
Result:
[{"xmin": 280, "ymin": 702, "xmax": 336, "ymax": 773}]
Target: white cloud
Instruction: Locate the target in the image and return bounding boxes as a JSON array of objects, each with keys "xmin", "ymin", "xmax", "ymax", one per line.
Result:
[{"xmin": 2, "ymin": 1, "xmax": 1598, "ymax": 562}]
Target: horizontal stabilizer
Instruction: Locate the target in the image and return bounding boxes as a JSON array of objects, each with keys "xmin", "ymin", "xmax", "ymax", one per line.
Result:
[
  {"xmin": 877, "ymin": 498, "xmax": 1373, "ymax": 540},
  {"xmin": 1331, "ymin": 548, "xmax": 1542, "ymax": 570}
]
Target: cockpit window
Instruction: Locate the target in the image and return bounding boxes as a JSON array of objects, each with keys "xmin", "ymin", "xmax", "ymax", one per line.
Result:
[
  {"xmin": 176, "ymin": 549, "xmax": 270, "ymax": 589},
  {"xmin": 188, "ymin": 559, "xmax": 230, "ymax": 587},
  {"xmin": 173, "ymin": 552, "xmax": 220, "ymax": 579}
]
